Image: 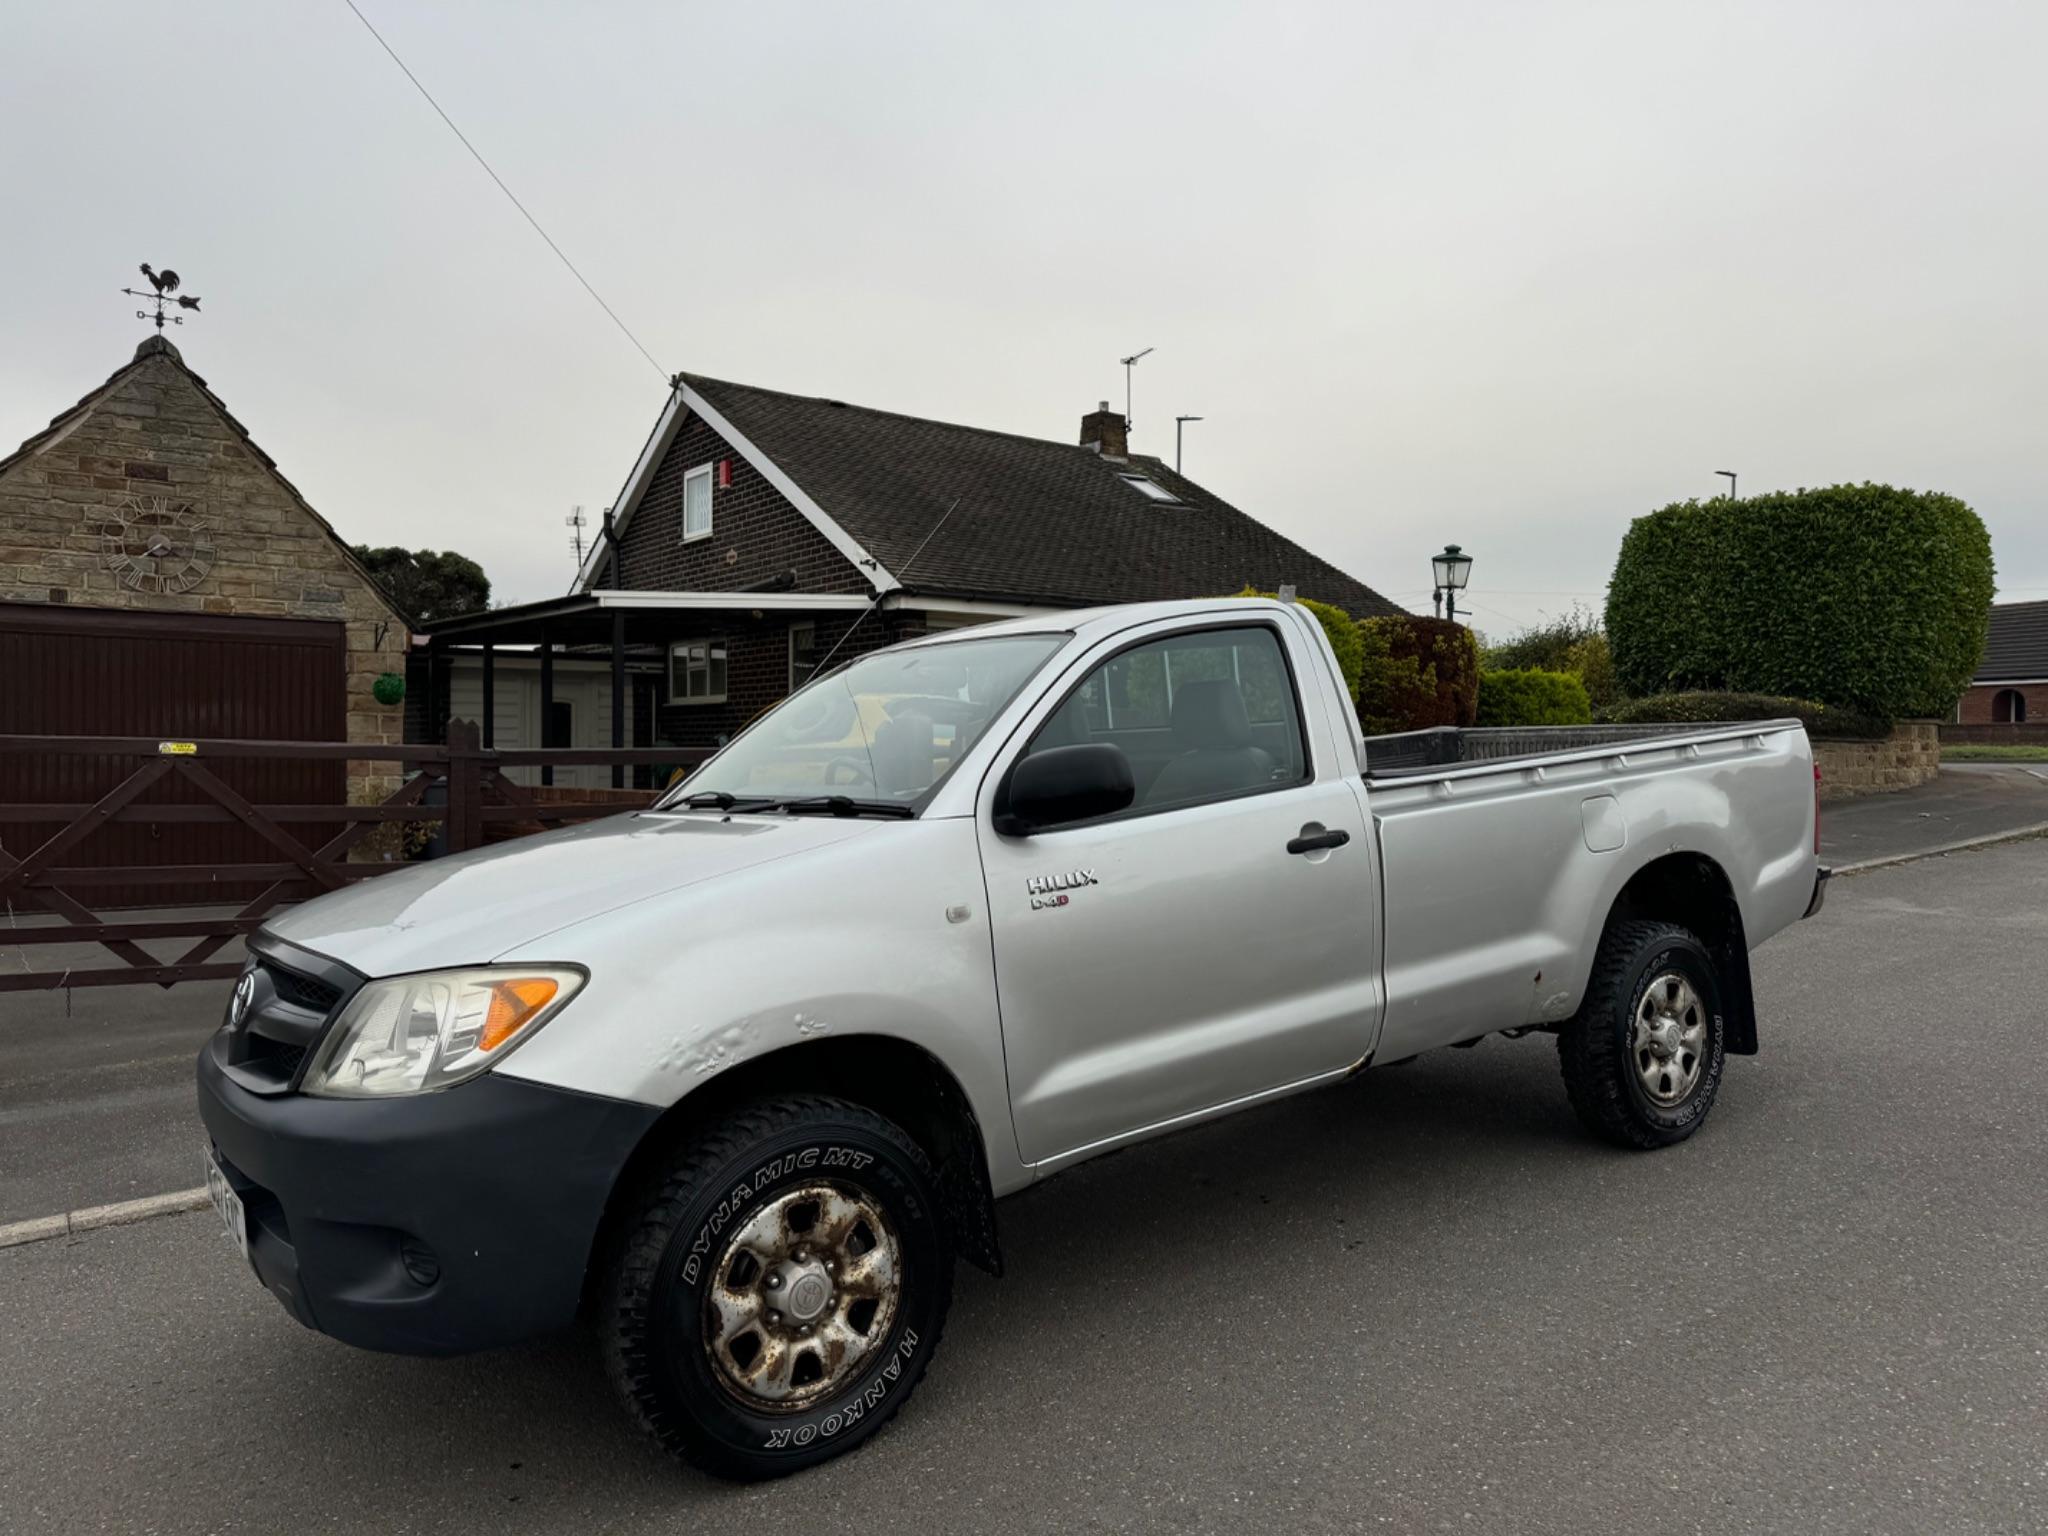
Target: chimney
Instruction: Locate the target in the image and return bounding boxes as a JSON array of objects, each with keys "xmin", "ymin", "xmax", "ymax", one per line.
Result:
[{"xmin": 1080, "ymin": 400, "xmax": 1127, "ymax": 458}]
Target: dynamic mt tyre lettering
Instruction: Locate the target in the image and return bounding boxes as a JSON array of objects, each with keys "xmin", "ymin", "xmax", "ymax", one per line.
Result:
[{"xmin": 598, "ymin": 1095, "xmax": 953, "ymax": 1480}]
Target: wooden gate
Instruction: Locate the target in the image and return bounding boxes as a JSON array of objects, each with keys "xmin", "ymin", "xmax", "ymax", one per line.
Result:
[{"xmin": 0, "ymin": 604, "xmax": 346, "ymax": 905}]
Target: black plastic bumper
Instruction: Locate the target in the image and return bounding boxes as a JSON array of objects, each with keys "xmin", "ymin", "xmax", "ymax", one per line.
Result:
[{"xmin": 196, "ymin": 1044, "xmax": 659, "ymax": 1356}]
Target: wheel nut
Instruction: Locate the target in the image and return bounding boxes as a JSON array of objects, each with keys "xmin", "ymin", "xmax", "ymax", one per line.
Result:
[
  {"xmin": 765, "ymin": 1274, "xmax": 782, "ymax": 1290},
  {"xmin": 766, "ymin": 1310, "xmax": 782, "ymax": 1326}
]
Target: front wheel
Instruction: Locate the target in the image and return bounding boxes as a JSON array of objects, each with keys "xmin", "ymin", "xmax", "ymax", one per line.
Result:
[
  {"xmin": 599, "ymin": 1095, "xmax": 953, "ymax": 1480},
  {"xmin": 1558, "ymin": 919, "xmax": 1727, "ymax": 1149}
]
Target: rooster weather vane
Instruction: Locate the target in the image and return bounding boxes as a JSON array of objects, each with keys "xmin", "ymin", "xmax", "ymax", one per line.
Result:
[{"xmin": 121, "ymin": 264, "xmax": 203, "ymax": 331}]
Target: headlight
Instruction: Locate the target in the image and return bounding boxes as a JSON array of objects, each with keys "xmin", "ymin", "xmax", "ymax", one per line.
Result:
[{"xmin": 302, "ymin": 966, "xmax": 585, "ymax": 1098}]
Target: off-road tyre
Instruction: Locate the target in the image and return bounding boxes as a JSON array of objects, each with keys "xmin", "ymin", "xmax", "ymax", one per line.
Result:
[
  {"xmin": 598, "ymin": 1095, "xmax": 953, "ymax": 1480},
  {"xmin": 1558, "ymin": 919, "xmax": 1726, "ymax": 1150}
]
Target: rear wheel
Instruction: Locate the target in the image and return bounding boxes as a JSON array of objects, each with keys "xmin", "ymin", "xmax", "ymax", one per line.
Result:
[
  {"xmin": 1558, "ymin": 919, "xmax": 1726, "ymax": 1149},
  {"xmin": 599, "ymin": 1095, "xmax": 952, "ymax": 1480}
]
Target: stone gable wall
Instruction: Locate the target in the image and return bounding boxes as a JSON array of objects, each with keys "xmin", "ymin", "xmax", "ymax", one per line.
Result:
[{"xmin": 0, "ymin": 347, "xmax": 407, "ymax": 797}]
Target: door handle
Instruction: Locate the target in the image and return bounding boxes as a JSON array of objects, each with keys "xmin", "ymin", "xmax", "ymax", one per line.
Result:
[{"xmin": 1287, "ymin": 826, "xmax": 1351, "ymax": 855}]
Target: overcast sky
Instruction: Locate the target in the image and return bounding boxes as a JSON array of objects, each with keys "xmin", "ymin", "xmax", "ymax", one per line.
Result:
[{"xmin": 5, "ymin": 1, "xmax": 2043, "ymax": 633}]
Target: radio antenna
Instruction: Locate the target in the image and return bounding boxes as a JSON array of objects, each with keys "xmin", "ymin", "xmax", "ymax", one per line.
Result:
[
  {"xmin": 1118, "ymin": 347, "xmax": 1153, "ymax": 435},
  {"xmin": 805, "ymin": 495, "xmax": 965, "ymax": 680}
]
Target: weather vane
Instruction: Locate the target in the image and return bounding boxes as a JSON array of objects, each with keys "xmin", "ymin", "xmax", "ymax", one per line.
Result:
[{"xmin": 121, "ymin": 264, "xmax": 202, "ymax": 331}]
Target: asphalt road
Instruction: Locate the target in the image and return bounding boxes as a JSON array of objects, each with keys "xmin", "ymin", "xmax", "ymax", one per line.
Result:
[
  {"xmin": 3, "ymin": 840, "xmax": 2045, "ymax": 1533},
  {"xmin": 0, "ymin": 928, "xmax": 240, "ymax": 1224}
]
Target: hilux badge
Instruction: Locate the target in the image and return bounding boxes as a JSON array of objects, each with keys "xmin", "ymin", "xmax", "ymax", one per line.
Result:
[{"xmin": 1026, "ymin": 869, "xmax": 1097, "ymax": 910}]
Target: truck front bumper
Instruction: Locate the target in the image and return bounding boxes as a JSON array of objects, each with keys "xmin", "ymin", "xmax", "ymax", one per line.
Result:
[
  {"xmin": 196, "ymin": 1042, "xmax": 659, "ymax": 1356},
  {"xmin": 1804, "ymin": 865, "xmax": 1832, "ymax": 919}
]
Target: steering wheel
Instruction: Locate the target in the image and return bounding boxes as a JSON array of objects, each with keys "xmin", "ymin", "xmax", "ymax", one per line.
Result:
[{"xmin": 823, "ymin": 755, "xmax": 876, "ymax": 787}]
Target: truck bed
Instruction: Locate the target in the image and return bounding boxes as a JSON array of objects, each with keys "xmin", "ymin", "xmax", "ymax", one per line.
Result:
[{"xmin": 1361, "ymin": 721, "xmax": 1796, "ymax": 780}]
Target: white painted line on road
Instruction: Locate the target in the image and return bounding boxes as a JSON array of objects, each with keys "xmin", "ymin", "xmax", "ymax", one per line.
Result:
[
  {"xmin": 0, "ymin": 1186, "xmax": 208, "ymax": 1251},
  {"xmin": 1837, "ymin": 820, "xmax": 2048, "ymax": 876}
]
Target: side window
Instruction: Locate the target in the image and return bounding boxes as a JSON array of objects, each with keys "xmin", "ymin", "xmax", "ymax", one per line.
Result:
[
  {"xmin": 682, "ymin": 463, "xmax": 714, "ymax": 541},
  {"xmin": 1024, "ymin": 624, "xmax": 1307, "ymax": 816}
]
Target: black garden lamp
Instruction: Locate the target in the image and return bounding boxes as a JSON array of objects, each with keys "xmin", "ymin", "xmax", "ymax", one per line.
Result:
[{"xmin": 1431, "ymin": 543, "xmax": 1474, "ymax": 624}]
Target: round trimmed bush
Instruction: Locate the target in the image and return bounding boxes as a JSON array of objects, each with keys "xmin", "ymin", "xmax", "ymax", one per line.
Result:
[
  {"xmin": 1357, "ymin": 616, "xmax": 1479, "ymax": 733},
  {"xmin": 1476, "ymin": 668, "xmax": 1593, "ymax": 727},
  {"xmin": 1605, "ymin": 483, "xmax": 1993, "ymax": 717}
]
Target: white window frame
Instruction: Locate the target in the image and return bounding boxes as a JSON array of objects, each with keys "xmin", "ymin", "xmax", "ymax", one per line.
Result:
[
  {"xmin": 667, "ymin": 637, "xmax": 728, "ymax": 705},
  {"xmin": 788, "ymin": 621, "xmax": 818, "ymax": 691},
  {"xmin": 1118, "ymin": 473, "xmax": 1179, "ymax": 503},
  {"xmin": 681, "ymin": 462, "xmax": 715, "ymax": 543}
]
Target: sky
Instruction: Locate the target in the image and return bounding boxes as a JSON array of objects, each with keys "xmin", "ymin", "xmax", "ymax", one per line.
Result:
[{"xmin": 4, "ymin": 0, "xmax": 2044, "ymax": 636}]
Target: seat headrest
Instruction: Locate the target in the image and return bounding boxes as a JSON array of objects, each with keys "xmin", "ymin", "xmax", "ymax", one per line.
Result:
[{"xmin": 1170, "ymin": 679, "xmax": 1253, "ymax": 749}]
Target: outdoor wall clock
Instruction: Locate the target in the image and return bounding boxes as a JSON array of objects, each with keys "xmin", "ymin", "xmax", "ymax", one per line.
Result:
[{"xmin": 100, "ymin": 494, "xmax": 217, "ymax": 595}]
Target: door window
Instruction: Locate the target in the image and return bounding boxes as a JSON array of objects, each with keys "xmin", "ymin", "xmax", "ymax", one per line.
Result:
[{"xmin": 1021, "ymin": 623, "xmax": 1307, "ymax": 817}]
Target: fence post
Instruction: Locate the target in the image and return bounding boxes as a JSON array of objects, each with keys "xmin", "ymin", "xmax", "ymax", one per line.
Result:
[{"xmin": 444, "ymin": 718, "xmax": 483, "ymax": 853}]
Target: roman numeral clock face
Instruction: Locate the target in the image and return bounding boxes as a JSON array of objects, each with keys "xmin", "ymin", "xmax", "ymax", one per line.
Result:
[{"xmin": 100, "ymin": 495, "xmax": 217, "ymax": 595}]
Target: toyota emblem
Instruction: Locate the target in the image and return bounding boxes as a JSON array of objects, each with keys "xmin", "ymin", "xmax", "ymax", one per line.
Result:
[{"xmin": 228, "ymin": 971, "xmax": 256, "ymax": 1029}]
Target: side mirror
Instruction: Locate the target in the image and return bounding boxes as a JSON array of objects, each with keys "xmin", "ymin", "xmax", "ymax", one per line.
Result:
[{"xmin": 995, "ymin": 743, "xmax": 1135, "ymax": 836}]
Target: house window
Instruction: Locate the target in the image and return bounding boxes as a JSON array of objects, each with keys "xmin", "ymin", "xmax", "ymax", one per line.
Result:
[
  {"xmin": 682, "ymin": 462, "xmax": 714, "ymax": 542},
  {"xmin": 668, "ymin": 639, "xmax": 727, "ymax": 704},
  {"xmin": 1118, "ymin": 473, "xmax": 1178, "ymax": 503},
  {"xmin": 789, "ymin": 622, "xmax": 818, "ymax": 690},
  {"xmin": 1992, "ymin": 688, "xmax": 2027, "ymax": 723}
]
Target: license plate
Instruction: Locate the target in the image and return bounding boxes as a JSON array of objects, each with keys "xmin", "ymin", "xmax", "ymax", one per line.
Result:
[{"xmin": 204, "ymin": 1148, "xmax": 250, "ymax": 1267}]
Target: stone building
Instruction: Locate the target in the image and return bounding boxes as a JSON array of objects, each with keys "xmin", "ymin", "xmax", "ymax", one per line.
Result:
[{"xmin": 0, "ymin": 335, "xmax": 408, "ymax": 799}]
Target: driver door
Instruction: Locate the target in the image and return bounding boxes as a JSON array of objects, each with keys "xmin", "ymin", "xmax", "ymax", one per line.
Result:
[{"xmin": 978, "ymin": 616, "xmax": 1381, "ymax": 1166}]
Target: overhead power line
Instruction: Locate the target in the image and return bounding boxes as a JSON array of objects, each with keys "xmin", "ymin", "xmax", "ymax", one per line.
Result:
[{"xmin": 340, "ymin": 0, "xmax": 668, "ymax": 382}]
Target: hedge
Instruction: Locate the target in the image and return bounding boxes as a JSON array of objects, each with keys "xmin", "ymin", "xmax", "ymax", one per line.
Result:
[
  {"xmin": 1482, "ymin": 606, "xmax": 1617, "ymax": 708},
  {"xmin": 1357, "ymin": 616, "xmax": 1479, "ymax": 733},
  {"xmin": 1598, "ymin": 690, "xmax": 1892, "ymax": 740},
  {"xmin": 1237, "ymin": 588, "xmax": 1362, "ymax": 698},
  {"xmin": 1605, "ymin": 483, "xmax": 1993, "ymax": 717},
  {"xmin": 1476, "ymin": 668, "xmax": 1593, "ymax": 726}
]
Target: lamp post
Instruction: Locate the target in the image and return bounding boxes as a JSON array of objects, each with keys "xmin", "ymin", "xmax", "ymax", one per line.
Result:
[
  {"xmin": 1431, "ymin": 543, "xmax": 1474, "ymax": 625},
  {"xmin": 1175, "ymin": 414, "xmax": 1202, "ymax": 474},
  {"xmin": 1715, "ymin": 469, "xmax": 1737, "ymax": 500}
]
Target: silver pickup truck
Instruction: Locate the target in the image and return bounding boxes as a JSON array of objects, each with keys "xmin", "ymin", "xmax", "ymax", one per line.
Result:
[{"xmin": 197, "ymin": 596, "xmax": 1827, "ymax": 1479}]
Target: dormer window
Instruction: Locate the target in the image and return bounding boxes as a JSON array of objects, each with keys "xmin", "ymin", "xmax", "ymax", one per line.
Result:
[{"xmin": 1119, "ymin": 474, "xmax": 1178, "ymax": 503}]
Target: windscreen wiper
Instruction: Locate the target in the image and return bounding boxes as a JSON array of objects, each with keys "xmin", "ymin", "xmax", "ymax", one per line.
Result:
[
  {"xmin": 770, "ymin": 795, "xmax": 916, "ymax": 819},
  {"xmin": 669, "ymin": 790, "xmax": 779, "ymax": 812}
]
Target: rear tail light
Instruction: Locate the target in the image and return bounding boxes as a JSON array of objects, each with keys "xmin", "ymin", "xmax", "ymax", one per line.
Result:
[{"xmin": 1813, "ymin": 761, "xmax": 1822, "ymax": 855}]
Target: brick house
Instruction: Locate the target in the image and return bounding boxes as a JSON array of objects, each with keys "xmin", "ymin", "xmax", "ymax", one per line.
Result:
[
  {"xmin": 0, "ymin": 336, "xmax": 409, "ymax": 808},
  {"xmin": 1956, "ymin": 600, "xmax": 2048, "ymax": 725},
  {"xmin": 418, "ymin": 373, "xmax": 1396, "ymax": 778}
]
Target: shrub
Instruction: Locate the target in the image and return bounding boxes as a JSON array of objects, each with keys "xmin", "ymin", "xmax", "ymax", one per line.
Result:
[
  {"xmin": 1598, "ymin": 690, "xmax": 1892, "ymax": 740},
  {"xmin": 1481, "ymin": 604, "xmax": 1617, "ymax": 709},
  {"xmin": 1357, "ymin": 616, "xmax": 1480, "ymax": 733},
  {"xmin": 1605, "ymin": 483, "xmax": 1993, "ymax": 717},
  {"xmin": 1236, "ymin": 589, "xmax": 1362, "ymax": 698},
  {"xmin": 1476, "ymin": 668, "xmax": 1593, "ymax": 726}
]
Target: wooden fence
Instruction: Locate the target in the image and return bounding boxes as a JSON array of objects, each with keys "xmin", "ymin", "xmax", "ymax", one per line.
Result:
[{"xmin": 0, "ymin": 723, "xmax": 706, "ymax": 992}]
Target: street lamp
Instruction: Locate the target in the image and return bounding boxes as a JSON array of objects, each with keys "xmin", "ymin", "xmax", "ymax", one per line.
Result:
[
  {"xmin": 1715, "ymin": 469, "xmax": 1737, "ymax": 500},
  {"xmin": 1175, "ymin": 415, "xmax": 1202, "ymax": 474},
  {"xmin": 1431, "ymin": 543, "xmax": 1474, "ymax": 624}
]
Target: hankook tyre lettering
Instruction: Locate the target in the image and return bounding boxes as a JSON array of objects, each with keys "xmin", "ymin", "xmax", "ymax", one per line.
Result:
[{"xmin": 598, "ymin": 1096, "xmax": 951, "ymax": 1480}]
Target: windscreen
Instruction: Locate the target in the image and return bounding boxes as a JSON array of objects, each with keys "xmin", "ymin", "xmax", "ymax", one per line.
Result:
[{"xmin": 662, "ymin": 633, "xmax": 1066, "ymax": 809}]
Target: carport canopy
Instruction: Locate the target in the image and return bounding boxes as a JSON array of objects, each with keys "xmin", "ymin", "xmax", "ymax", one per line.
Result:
[{"xmin": 418, "ymin": 590, "xmax": 878, "ymax": 786}]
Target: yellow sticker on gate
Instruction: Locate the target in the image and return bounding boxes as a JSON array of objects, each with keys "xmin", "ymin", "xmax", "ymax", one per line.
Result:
[{"xmin": 157, "ymin": 741, "xmax": 198, "ymax": 755}]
